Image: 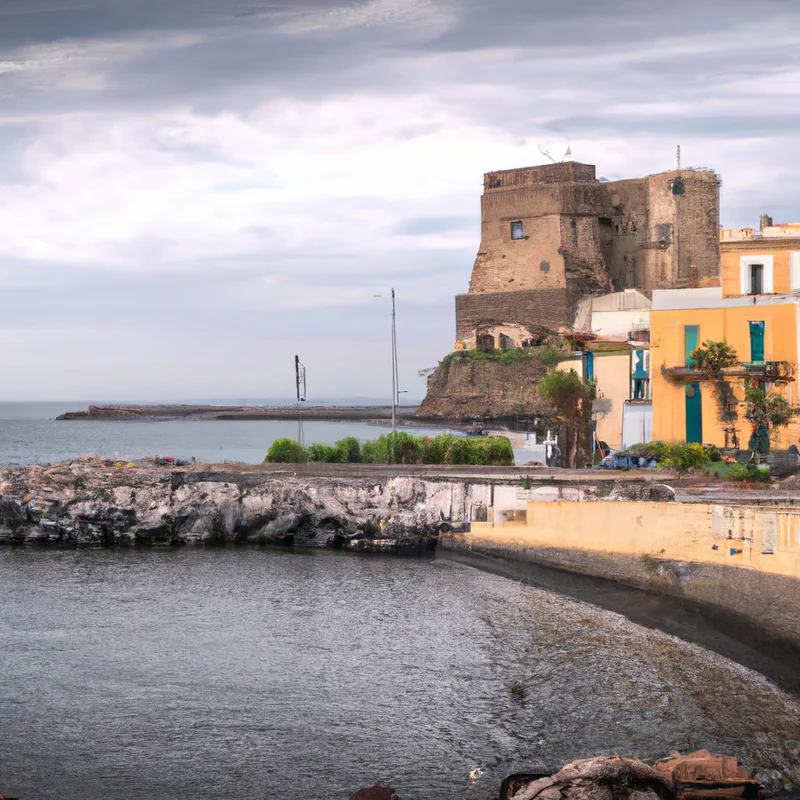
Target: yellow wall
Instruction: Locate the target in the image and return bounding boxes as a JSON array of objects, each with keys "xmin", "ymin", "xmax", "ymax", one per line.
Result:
[
  {"xmin": 651, "ymin": 303, "xmax": 800, "ymax": 447},
  {"xmin": 471, "ymin": 500, "xmax": 800, "ymax": 580},
  {"xmin": 593, "ymin": 352, "xmax": 630, "ymax": 450},
  {"xmin": 721, "ymin": 246, "xmax": 796, "ymax": 297}
]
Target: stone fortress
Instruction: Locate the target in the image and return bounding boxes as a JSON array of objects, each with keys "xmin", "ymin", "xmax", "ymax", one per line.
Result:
[{"xmin": 455, "ymin": 160, "xmax": 721, "ymax": 351}]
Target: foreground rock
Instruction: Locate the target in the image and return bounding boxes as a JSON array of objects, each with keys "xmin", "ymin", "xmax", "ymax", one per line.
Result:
[
  {"xmin": 349, "ymin": 786, "xmax": 398, "ymax": 800},
  {"xmin": 0, "ymin": 458, "xmax": 475, "ymax": 548},
  {"xmin": 506, "ymin": 752, "xmax": 764, "ymax": 800}
]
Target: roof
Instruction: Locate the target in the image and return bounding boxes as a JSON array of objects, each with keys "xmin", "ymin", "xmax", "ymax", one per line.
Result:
[
  {"xmin": 652, "ymin": 286, "xmax": 800, "ymax": 311},
  {"xmin": 591, "ymin": 289, "xmax": 651, "ymax": 312}
]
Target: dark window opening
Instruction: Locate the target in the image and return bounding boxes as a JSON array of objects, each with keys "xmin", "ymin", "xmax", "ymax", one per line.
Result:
[
  {"xmin": 539, "ymin": 260, "xmax": 550, "ymax": 272},
  {"xmin": 510, "ymin": 221, "xmax": 524, "ymax": 240},
  {"xmin": 599, "ymin": 217, "xmax": 612, "ymax": 226},
  {"xmin": 749, "ymin": 263, "xmax": 764, "ymax": 295}
]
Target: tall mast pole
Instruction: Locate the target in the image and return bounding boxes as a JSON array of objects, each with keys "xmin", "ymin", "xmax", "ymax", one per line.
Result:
[{"xmin": 391, "ymin": 288, "xmax": 397, "ymax": 433}]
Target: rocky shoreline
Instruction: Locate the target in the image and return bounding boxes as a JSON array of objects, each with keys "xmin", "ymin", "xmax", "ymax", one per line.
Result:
[{"xmin": 0, "ymin": 457, "xmax": 472, "ymax": 548}]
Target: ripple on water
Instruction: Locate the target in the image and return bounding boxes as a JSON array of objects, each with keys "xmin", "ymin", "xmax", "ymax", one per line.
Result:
[{"xmin": 0, "ymin": 548, "xmax": 798, "ymax": 800}]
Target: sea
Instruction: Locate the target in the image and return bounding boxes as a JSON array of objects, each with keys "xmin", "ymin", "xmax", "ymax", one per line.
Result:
[
  {"xmin": 2, "ymin": 548, "xmax": 799, "ymax": 800},
  {"xmin": 0, "ymin": 400, "xmax": 453, "ymax": 466},
  {"xmin": 3, "ymin": 401, "xmax": 800, "ymax": 799}
]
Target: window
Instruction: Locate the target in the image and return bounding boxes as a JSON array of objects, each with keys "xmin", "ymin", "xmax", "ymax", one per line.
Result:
[
  {"xmin": 749, "ymin": 321, "xmax": 765, "ymax": 363},
  {"xmin": 631, "ymin": 349, "xmax": 650, "ymax": 399},
  {"xmin": 582, "ymin": 351, "xmax": 594, "ymax": 384},
  {"xmin": 510, "ymin": 221, "xmax": 524, "ymax": 240},
  {"xmin": 791, "ymin": 252, "xmax": 800, "ymax": 291},
  {"xmin": 740, "ymin": 255, "xmax": 774, "ymax": 294},
  {"xmin": 684, "ymin": 325, "xmax": 699, "ymax": 367},
  {"xmin": 749, "ymin": 264, "xmax": 764, "ymax": 295}
]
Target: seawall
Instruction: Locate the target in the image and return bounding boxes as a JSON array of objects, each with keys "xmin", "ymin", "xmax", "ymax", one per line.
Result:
[{"xmin": 440, "ymin": 498, "xmax": 800, "ymax": 645}]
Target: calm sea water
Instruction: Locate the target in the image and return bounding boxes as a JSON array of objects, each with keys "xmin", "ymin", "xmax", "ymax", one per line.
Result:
[
  {"xmin": 2, "ymin": 549, "xmax": 799, "ymax": 800},
  {"xmin": 0, "ymin": 402, "xmax": 450, "ymax": 466}
]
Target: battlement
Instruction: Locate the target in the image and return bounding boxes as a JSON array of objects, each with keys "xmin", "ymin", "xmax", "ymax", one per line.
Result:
[{"xmin": 484, "ymin": 161, "xmax": 597, "ymax": 192}]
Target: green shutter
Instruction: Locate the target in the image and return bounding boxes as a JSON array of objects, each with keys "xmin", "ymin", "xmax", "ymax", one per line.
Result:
[
  {"xmin": 685, "ymin": 325, "xmax": 699, "ymax": 366},
  {"xmin": 749, "ymin": 321, "xmax": 765, "ymax": 363}
]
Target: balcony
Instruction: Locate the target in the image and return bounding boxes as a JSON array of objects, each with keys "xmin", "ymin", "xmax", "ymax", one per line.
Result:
[{"xmin": 661, "ymin": 360, "xmax": 794, "ymax": 384}]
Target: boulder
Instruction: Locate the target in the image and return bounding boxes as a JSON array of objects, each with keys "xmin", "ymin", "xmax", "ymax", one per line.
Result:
[{"xmin": 349, "ymin": 785, "xmax": 398, "ymax": 800}]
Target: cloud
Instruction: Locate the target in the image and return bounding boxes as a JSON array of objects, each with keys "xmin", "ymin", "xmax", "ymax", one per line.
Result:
[{"xmin": 0, "ymin": 0, "xmax": 800, "ymax": 399}]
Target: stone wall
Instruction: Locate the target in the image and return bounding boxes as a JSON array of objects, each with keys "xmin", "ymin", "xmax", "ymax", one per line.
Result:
[
  {"xmin": 443, "ymin": 498, "xmax": 800, "ymax": 643},
  {"xmin": 454, "ymin": 288, "xmax": 567, "ymax": 345},
  {"xmin": 455, "ymin": 162, "xmax": 721, "ymax": 346},
  {"xmin": 416, "ymin": 351, "xmax": 571, "ymax": 419}
]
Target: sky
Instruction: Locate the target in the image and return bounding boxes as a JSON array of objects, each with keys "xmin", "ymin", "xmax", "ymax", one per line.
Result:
[{"xmin": 1, "ymin": 0, "xmax": 799, "ymax": 401}]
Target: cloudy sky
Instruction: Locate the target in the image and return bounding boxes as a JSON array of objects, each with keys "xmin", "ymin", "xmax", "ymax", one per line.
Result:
[{"xmin": 1, "ymin": 0, "xmax": 799, "ymax": 401}]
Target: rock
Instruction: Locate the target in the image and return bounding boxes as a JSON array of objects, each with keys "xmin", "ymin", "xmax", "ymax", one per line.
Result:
[
  {"xmin": 0, "ymin": 465, "xmax": 472, "ymax": 548},
  {"xmin": 606, "ymin": 483, "xmax": 676, "ymax": 502},
  {"xmin": 349, "ymin": 785, "xmax": 398, "ymax": 800},
  {"xmin": 511, "ymin": 757, "xmax": 673, "ymax": 800}
]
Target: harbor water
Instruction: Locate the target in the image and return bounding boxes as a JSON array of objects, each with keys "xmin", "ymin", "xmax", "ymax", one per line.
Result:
[{"xmin": 2, "ymin": 548, "xmax": 799, "ymax": 800}]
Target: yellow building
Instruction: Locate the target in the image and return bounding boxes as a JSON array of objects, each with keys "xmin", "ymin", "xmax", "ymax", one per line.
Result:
[{"xmin": 651, "ymin": 264, "xmax": 800, "ymax": 449}]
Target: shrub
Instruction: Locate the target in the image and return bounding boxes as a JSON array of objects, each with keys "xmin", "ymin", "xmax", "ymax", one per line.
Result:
[
  {"xmin": 728, "ymin": 461, "xmax": 770, "ymax": 483},
  {"xmin": 306, "ymin": 442, "xmax": 338, "ymax": 462},
  {"xmin": 361, "ymin": 431, "xmax": 421, "ymax": 464},
  {"xmin": 265, "ymin": 438, "xmax": 308, "ymax": 463},
  {"xmin": 535, "ymin": 347, "xmax": 568, "ymax": 368},
  {"xmin": 442, "ymin": 436, "xmax": 514, "ymax": 466},
  {"xmin": 690, "ymin": 340, "xmax": 738, "ymax": 373},
  {"xmin": 659, "ymin": 443, "xmax": 708, "ymax": 472},
  {"xmin": 627, "ymin": 441, "xmax": 710, "ymax": 472},
  {"xmin": 333, "ymin": 437, "xmax": 362, "ymax": 463},
  {"xmin": 421, "ymin": 434, "xmax": 457, "ymax": 464}
]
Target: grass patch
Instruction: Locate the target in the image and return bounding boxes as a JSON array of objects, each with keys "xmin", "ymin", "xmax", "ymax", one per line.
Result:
[{"xmin": 642, "ymin": 554, "xmax": 661, "ymax": 572}]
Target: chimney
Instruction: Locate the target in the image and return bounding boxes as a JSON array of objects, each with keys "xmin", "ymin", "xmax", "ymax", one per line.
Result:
[{"xmin": 760, "ymin": 214, "xmax": 773, "ymax": 231}]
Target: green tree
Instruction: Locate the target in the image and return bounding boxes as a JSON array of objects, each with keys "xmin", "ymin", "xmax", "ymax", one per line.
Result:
[
  {"xmin": 744, "ymin": 385, "xmax": 799, "ymax": 460},
  {"xmin": 538, "ymin": 369, "xmax": 595, "ymax": 468},
  {"xmin": 265, "ymin": 438, "xmax": 308, "ymax": 463}
]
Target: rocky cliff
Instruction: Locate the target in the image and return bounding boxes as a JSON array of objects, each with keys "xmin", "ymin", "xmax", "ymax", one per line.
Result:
[
  {"xmin": 417, "ymin": 350, "xmax": 575, "ymax": 420},
  {"xmin": 0, "ymin": 458, "xmax": 487, "ymax": 548}
]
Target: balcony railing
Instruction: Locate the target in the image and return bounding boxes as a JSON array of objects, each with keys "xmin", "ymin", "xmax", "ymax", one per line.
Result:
[{"xmin": 661, "ymin": 360, "xmax": 794, "ymax": 383}]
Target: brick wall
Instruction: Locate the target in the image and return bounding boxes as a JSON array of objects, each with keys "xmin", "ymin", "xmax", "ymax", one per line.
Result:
[{"xmin": 455, "ymin": 289, "xmax": 568, "ymax": 341}]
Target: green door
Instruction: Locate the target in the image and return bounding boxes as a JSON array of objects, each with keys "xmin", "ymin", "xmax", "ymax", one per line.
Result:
[
  {"xmin": 749, "ymin": 321, "xmax": 765, "ymax": 363},
  {"xmin": 685, "ymin": 382, "xmax": 703, "ymax": 443}
]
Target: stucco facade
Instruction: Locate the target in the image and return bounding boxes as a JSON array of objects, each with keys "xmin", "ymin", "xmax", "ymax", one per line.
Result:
[{"xmin": 650, "ymin": 290, "xmax": 800, "ymax": 448}]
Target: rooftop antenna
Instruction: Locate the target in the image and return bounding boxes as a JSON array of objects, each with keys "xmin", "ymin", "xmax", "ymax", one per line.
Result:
[
  {"xmin": 538, "ymin": 143, "xmax": 571, "ymax": 164},
  {"xmin": 538, "ymin": 144, "xmax": 558, "ymax": 164}
]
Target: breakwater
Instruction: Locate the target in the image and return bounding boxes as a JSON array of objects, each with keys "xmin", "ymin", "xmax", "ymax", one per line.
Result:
[{"xmin": 55, "ymin": 403, "xmax": 437, "ymax": 423}]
